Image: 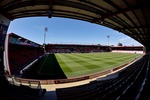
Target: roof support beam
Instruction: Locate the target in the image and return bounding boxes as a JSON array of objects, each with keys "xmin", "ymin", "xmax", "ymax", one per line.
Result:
[
  {"xmin": 0, "ymin": 2, "xmax": 14, "ymax": 20},
  {"xmin": 92, "ymin": 6, "xmax": 141, "ymax": 23},
  {"xmin": 122, "ymin": 0, "xmax": 143, "ymax": 36},
  {"xmin": 0, "ymin": 0, "xmax": 149, "ymax": 46},
  {"xmin": 30, "ymin": 0, "xmax": 36, "ymax": 6},
  {"xmin": 116, "ymin": 25, "xmax": 150, "ymax": 30},
  {"xmin": 48, "ymin": 0, "xmax": 53, "ymax": 18},
  {"xmin": 104, "ymin": 0, "xmax": 142, "ymax": 41},
  {"xmin": 0, "ymin": 12, "xmax": 14, "ymax": 20}
]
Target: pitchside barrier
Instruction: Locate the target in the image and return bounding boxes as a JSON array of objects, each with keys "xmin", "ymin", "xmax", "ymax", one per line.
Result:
[
  {"xmin": 6, "ymin": 75, "xmax": 41, "ymax": 88},
  {"xmin": 6, "ymin": 75, "xmax": 46, "ymax": 99},
  {"xmin": 54, "ymin": 63, "xmax": 128, "ymax": 84},
  {"xmin": 6, "ymin": 65, "xmax": 124, "ymax": 85},
  {"xmin": 6, "ymin": 56, "xmax": 142, "ymax": 85}
]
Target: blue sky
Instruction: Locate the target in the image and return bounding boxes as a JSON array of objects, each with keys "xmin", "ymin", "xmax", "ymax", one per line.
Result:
[{"xmin": 7, "ymin": 17, "xmax": 142, "ymax": 46}]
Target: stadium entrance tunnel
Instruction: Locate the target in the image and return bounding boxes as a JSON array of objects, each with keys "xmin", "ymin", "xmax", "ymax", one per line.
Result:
[{"xmin": 0, "ymin": 0, "xmax": 150, "ymax": 99}]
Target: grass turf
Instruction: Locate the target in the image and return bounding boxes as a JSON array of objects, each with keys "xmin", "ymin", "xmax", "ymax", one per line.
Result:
[{"xmin": 30, "ymin": 52, "xmax": 141, "ymax": 79}]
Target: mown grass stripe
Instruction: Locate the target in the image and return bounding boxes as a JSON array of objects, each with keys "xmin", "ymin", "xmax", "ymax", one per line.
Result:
[
  {"xmin": 63, "ymin": 54, "xmax": 104, "ymax": 69},
  {"xmin": 56, "ymin": 54, "xmax": 89, "ymax": 72},
  {"xmin": 37, "ymin": 52, "xmax": 142, "ymax": 78},
  {"xmin": 55, "ymin": 54, "xmax": 73, "ymax": 73},
  {"xmin": 59, "ymin": 53, "xmax": 141, "ymax": 77}
]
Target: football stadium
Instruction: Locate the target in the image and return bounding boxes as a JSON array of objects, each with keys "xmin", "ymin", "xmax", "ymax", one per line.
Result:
[{"xmin": 0, "ymin": 1, "xmax": 150, "ymax": 100}]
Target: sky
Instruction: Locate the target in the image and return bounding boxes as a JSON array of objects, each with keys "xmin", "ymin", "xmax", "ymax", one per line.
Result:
[{"xmin": 7, "ymin": 17, "xmax": 142, "ymax": 46}]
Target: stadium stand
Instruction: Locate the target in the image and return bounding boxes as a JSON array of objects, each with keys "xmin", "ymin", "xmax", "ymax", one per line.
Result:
[
  {"xmin": 5, "ymin": 33, "xmax": 44, "ymax": 75},
  {"xmin": 46, "ymin": 44, "xmax": 111, "ymax": 53},
  {"xmin": 111, "ymin": 46, "xmax": 144, "ymax": 54},
  {"xmin": 0, "ymin": 33, "xmax": 47, "ymax": 100},
  {"xmin": 8, "ymin": 44, "xmax": 43, "ymax": 75},
  {"xmin": 1, "ymin": 81, "xmax": 46, "ymax": 100}
]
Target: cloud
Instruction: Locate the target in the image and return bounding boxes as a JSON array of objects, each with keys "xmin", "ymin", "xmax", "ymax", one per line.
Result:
[
  {"xmin": 32, "ymin": 25, "xmax": 45, "ymax": 31},
  {"xmin": 119, "ymin": 37, "xmax": 131, "ymax": 42},
  {"xmin": 111, "ymin": 30, "xmax": 122, "ymax": 35}
]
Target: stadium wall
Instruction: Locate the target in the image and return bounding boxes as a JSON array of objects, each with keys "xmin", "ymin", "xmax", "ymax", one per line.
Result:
[
  {"xmin": 112, "ymin": 50, "xmax": 143, "ymax": 54},
  {"xmin": 111, "ymin": 46, "xmax": 143, "ymax": 54},
  {"xmin": 0, "ymin": 14, "xmax": 10, "ymax": 75}
]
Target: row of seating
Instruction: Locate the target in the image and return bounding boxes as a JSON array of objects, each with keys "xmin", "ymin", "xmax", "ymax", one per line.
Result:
[
  {"xmin": 119, "ymin": 54, "xmax": 150, "ymax": 100},
  {"xmin": 2, "ymin": 82, "xmax": 46, "ymax": 100},
  {"xmin": 138, "ymin": 56, "xmax": 150, "ymax": 99}
]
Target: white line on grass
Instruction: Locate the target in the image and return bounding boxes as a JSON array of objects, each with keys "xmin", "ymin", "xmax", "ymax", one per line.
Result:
[{"xmin": 38, "ymin": 54, "xmax": 49, "ymax": 75}]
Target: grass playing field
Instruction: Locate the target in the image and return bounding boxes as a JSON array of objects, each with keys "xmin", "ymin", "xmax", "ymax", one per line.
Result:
[{"xmin": 23, "ymin": 52, "xmax": 142, "ymax": 79}]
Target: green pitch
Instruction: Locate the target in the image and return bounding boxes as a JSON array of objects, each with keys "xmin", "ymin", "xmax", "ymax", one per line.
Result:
[{"xmin": 33, "ymin": 52, "xmax": 142, "ymax": 79}]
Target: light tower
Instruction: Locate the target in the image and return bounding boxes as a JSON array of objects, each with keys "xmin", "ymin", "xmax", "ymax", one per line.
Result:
[
  {"xmin": 44, "ymin": 27, "xmax": 48, "ymax": 53},
  {"xmin": 107, "ymin": 35, "xmax": 110, "ymax": 46}
]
